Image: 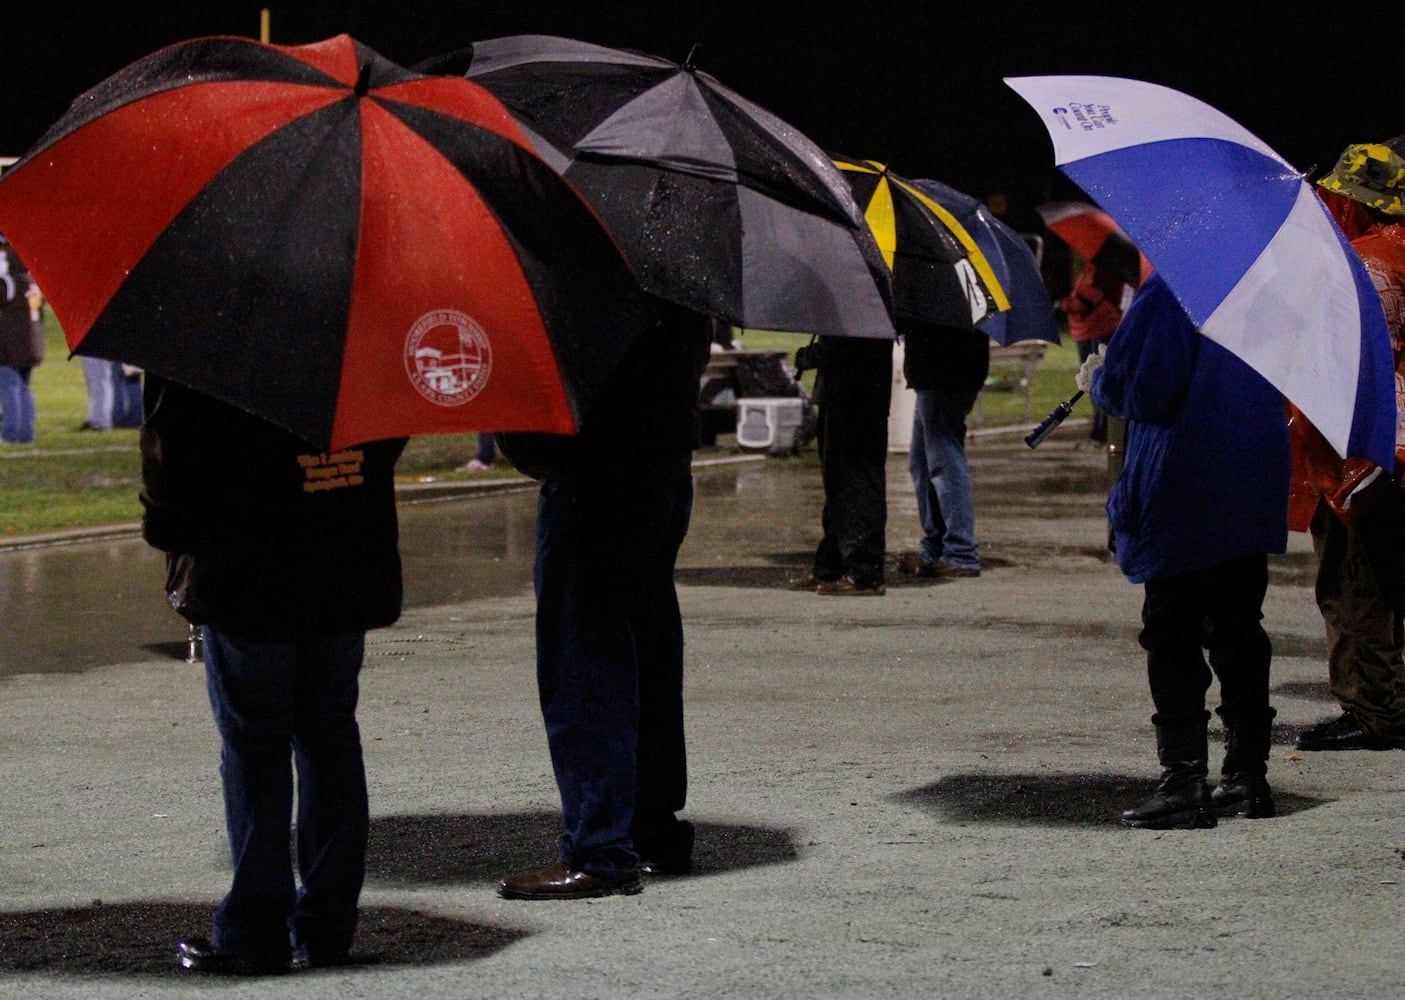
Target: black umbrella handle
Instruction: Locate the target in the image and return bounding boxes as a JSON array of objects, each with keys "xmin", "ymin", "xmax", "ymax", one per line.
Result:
[{"xmin": 1025, "ymin": 391, "xmax": 1084, "ymax": 449}]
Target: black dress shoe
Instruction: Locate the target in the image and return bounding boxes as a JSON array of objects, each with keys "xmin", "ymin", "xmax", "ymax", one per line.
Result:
[
  {"xmin": 176, "ymin": 937, "xmax": 289, "ymax": 976},
  {"xmin": 498, "ymin": 861, "xmax": 642, "ymax": 900},
  {"xmin": 637, "ymin": 820, "xmax": 695, "ymax": 876},
  {"xmin": 1294, "ymin": 712, "xmax": 1395, "ymax": 751}
]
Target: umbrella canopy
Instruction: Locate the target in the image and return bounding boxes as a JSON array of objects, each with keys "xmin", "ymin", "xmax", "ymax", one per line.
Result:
[
  {"xmin": 1007, "ymin": 74, "xmax": 1395, "ymax": 468},
  {"xmin": 1036, "ymin": 200, "xmax": 1152, "ymax": 290},
  {"xmin": 913, "ymin": 177, "xmax": 1059, "ymax": 345},
  {"xmin": 0, "ymin": 34, "xmax": 651, "ymax": 451},
  {"xmin": 447, "ymin": 34, "xmax": 895, "ymax": 338},
  {"xmin": 830, "ymin": 155, "xmax": 1009, "ymax": 330}
]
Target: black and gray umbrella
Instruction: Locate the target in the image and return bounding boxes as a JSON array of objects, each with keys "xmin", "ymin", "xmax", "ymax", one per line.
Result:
[{"xmin": 436, "ymin": 34, "xmax": 895, "ymax": 339}]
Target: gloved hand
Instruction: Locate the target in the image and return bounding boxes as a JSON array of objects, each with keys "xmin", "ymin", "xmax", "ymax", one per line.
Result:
[{"xmin": 1074, "ymin": 344, "xmax": 1105, "ymax": 393}]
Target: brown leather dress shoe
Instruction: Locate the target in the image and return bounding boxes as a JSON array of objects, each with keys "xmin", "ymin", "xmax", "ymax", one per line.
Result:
[{"xmin": 498, "ymin": 861, "xmax": 642, "ymax": 900}]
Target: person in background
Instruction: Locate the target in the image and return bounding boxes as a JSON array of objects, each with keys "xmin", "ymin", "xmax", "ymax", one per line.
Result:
[
  {"xmin": 1060, "ymin": 256, "xmax": 1134, "ymax": 445},
  {"xmin": 802, "ymin": 333, "xmax": 894, "ymax": 596},
  {"xmin": 897, "ymin": 320, "xmax": 986, "ymax": 579},
  {"xmin": 111, "ymin": 363, "xmax": 144, "ymax": 429},
  {"xmin": 1084, "ymin": 271, "xmax": 1289, "ymax": 829},
  {"xmin": 141, "ymin": 375, "xmax": 405, "ymax": 974},
  {"xmin": 495, "ymin": 296, "xmax": 710, "ymax": 899},
  {"xmin": 0, "ymin": 235, "xmax": 43, "ymax": 444},
  {"xmin": 1290, "ymin": 140, "xmax": 1405, "ymax": 753},
  {"xmin": 457, "ymin": 432, "xmax": 496, "ymax": 473}
]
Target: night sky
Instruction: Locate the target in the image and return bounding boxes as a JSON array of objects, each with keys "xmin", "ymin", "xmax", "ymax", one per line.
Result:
[{"xmin": 4, "ymin": 1, "xmax": 1403, "ymax": 228}]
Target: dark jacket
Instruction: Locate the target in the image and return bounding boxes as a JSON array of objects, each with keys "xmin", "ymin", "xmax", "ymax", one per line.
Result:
[
  {"xmin": 901, "ymin": 322, "xmax": 989, "ymax": 394},
  {"xmin": 497, "ymin": 297, "xmax": 712, "ymax": 480},
  {"xmin": 139, "ymin": 376, "xmax": 405, "ymax": 639},
  {"xmin": 0, "ymin": 243, "xmax": 43, "ymax": 370},
  {"xmin": 1090, "ymin": 273, "xmax": 1289, "ymax": 584}
]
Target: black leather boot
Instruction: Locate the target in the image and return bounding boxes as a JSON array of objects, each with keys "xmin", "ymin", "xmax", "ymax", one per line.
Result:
[
  {"xmin": 1211, "ymin": 707, "xmax": 1275, "ymax": 818},
  {"xmin": 1121, "ymin": 719, "xmax": 1217, "ymax": 829}
]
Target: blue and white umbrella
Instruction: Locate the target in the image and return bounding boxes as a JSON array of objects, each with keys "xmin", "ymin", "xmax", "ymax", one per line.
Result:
[
  {"xmin": 911, "ymin": 177, "xmax": 1060, "ymax": 345},
  {"xmin": 1005, "ymin": 74, "xmax": 1395, "ymax": 468}
]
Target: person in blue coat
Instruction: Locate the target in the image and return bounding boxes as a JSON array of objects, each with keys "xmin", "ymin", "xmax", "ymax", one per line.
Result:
[{"xmin": 1083, "ymin": 272, "xmax": 1290, "ymax": 829}]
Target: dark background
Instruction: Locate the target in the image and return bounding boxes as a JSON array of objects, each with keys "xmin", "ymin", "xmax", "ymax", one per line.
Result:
[{"xmin": 3, "ymin": 1, "xmax": 1403, "ymax": 234}]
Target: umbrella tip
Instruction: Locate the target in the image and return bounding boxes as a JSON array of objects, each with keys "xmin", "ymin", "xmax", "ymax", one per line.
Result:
[
  {"xmin": 354, "ymin": 64, "xmax": 372, "ymax": 97},
  {"xmin": 684, "ymin": 42, "xmax": 701, "ymax": 68}
]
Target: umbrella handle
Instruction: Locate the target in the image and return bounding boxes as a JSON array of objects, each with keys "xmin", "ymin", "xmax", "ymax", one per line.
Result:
[{"xmin": 1025, "ymin": 391, "xmax": 1084, "ymax": 449}]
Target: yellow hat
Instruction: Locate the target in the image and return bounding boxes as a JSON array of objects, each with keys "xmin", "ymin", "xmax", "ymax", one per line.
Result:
[{"xmin": 1317, "ymin": 143, "xmax": 1405, "ymax": 217}]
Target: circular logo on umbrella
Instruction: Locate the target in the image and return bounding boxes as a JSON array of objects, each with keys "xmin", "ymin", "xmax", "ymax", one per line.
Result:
[{"xmin": 405, "ymin": 309, "xmax": 493, "ymax": 407}]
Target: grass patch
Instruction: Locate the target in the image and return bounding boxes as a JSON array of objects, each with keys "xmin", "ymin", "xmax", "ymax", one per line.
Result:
[{"xmin": 1, "ymin": 317, "xmax": 1074, "ymax": 537}]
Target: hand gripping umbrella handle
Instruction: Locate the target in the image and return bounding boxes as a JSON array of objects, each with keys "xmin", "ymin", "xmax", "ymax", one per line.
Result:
[{"xmin": 1025, "ymin": 391, "xmax": 1084, "ymax": 449}]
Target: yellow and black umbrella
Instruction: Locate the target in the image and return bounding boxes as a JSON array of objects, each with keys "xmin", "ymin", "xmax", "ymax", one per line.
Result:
[{"xmin": 833, "ymin": 155, "xmax": 1009, "ymax": 329}]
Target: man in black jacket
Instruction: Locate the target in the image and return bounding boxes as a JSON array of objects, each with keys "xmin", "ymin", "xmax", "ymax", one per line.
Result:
[{"xmin": 140, "ymin": 375, "xmax": 404, "ymax": 974}]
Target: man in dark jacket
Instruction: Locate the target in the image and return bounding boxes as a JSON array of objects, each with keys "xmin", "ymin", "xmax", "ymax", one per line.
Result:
[
  {"xmin": 140, "ymin": 375, "xmax": 405, "ymax": 974},
  {"xmin": 496, "ymin": 297, "xmax": 711, "ymax": 899},
  {"xmin": 898, "ymin": 321, "xmax": 988, "ymax": 578},
  {"xmin": 1087, "ymin": 272, "xmax": 1289, "ymax": 829}
]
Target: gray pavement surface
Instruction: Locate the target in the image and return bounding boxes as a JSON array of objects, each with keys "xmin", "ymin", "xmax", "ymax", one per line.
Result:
[{"xmin": 1, "ymin": 427, "xmax": 1403, "ymax": 999}]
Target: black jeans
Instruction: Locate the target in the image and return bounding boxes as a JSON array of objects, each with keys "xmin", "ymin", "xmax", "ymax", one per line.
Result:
[{"xmin": 1139, "ymin": 553, "xmax": 1272, "ymax": 727}]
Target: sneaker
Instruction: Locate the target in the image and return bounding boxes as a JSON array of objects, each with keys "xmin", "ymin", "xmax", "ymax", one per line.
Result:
[
  {"xmin": 455, "ymin": 458, "xmax": 494, "ymax": 472},
  {"xmin": 815, "ymin": 576, "xmax": 886, "ymax": 596},
  {"xmin": 895, "ymin": 551, "xmax": 939, "ymax": 577}
]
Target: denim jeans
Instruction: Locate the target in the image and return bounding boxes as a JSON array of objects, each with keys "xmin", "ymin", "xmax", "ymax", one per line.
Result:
[
  {"xmin": 201, "ymin": 626, "xmax": 368, "ymax": 962},
  {"xmin": 533, "ymin": 469, "xmax": 693, "ymax": 879},
  {"xmin": 80, "ymin": 356, "xmax": 114, "ymax": 429},
  {"xmin": 0, "ymin": 365, "xmax": 35, "ymax": 443},
  {"xmin": 908, "ymin": 387, "xmax": 980, "ymax": 569}
]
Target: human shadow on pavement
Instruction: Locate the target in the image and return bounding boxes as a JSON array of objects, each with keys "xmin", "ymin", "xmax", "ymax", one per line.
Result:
[
  {"xmin": 675, "ymin": 550, "xmax": 1015, "ymax": 590},
  {"xmin": 365, "ymin": 811, "xmax": 798, "ymax": 885},
  {"xmin": 0, "ymin": 900, "xmax": 523, "ymax": 977},
  {"xmin": 898, "ymin": 772, "xmax": 1328, "ymax": 827}
]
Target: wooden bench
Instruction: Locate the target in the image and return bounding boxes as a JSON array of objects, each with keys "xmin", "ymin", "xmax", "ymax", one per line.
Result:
[{"xmin": 972, "ymin": 340, "xmax": 1047, "ymax": 426}]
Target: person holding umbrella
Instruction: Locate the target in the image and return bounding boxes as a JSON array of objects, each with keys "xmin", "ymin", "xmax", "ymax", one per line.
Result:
[
  {"xmin": 1081, "ymin": 272, "xmax": 1290, "ymax": 828},
  {"xmin": 1290, "ymin": 140, "xmax": 1405, "ymax": 753},
  {"xmin": 495, "ymin": 296, "xmax": 712, "ymax": 899},
  {"xmin": 141, "ymin": 377, "xmax": 405, "ymax": 973}
]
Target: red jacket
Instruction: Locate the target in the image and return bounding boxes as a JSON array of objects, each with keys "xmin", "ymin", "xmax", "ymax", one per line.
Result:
[{"xmin": 1287, "ymin": 215, "xmax": 1405, "ymax": 530}]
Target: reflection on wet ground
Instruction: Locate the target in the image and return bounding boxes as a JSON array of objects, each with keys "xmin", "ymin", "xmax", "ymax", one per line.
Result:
[{"xmin": 0, "ymin": 440, "xmax": 1320, "ymax": 677}]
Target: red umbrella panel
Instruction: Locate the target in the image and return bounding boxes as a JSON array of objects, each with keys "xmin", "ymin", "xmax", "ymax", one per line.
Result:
[
  {"xmin": 0, "ymin": 34, "xmax": 650, "ymax": 451},
  {"xmin": 1037, "ymin": 200, "xmax": 1153, "ymax": 288}
]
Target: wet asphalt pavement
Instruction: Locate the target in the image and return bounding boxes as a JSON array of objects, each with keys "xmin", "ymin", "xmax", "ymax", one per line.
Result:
[{"xmin": 2, "ymin": 428, "xmax": 1402, "ymax": 999}]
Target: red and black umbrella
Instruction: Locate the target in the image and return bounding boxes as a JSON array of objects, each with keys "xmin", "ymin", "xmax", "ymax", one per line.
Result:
[{"xmin": 0, "ymin": 34, "xmax": 650, "ymax": 450}]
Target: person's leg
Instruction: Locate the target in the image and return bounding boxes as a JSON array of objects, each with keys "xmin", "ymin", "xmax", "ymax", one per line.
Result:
[
  {"xmin": 1122, "ymin": 570, "xmax": 1216, "ymax": 829},
  {"xmin": 531, "ymin": 476, "xmax": 641, "ymax": 881},
  {"xmin": 907, "ymin": 392, "xmax": 943, "ymax": 567},
  {"xmin": 822, "ymin": 401, "xmax": 888, "ymax": 588},
  {"xmin": 79, "ymin": 356, "xmax": 113, "ymax": 429},
  {"xmin": 1306, "ymin": 500, "xmax": 1405, "ymax": 745},
  {"xmin": 631, "ymin": 472, "xmax": 695, "ymax": 871},
  {"xmin": 924, "ymin": 387, "xmax": 980, "ymax": 570},
  {"xmin": 1201, "ymin": 554, "xmax": 1276, "ymax": 817},
  {"xmin": 0, "ymin": 366, "xmax": 22, "ymax": 443},
  {"xmin": 16, "ymin": 368, "xmax": 35, "ymax": 443},
  {"xmin": 289, "ymin": 631, "xmax": 368, "ymax": 964},
  {"xmin": 812, "ymin": 402, "xmax": 846, "ymax": 582},
  {"xmin": 201, "ymin": 627, "xmax": 297, "ymax": 961}
]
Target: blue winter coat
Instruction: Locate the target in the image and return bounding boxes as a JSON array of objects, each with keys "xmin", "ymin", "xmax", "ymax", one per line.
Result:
[{"xmin": 1089, "ymin": 273, "xmax": 1289, "ymax": 584}]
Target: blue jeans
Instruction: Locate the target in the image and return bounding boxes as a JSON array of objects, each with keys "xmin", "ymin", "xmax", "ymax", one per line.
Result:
[
  {"xmin": 908, "ymin": 387, "xmax": 980, "ymax": 569},
  {"xmin": 533, "ymin": 469, "xmax": 693, "ymax": 878},
  {"xmin": 80, "ymin": 356, "xmax": 114, "ymax": 429},
  {"xmin": 202, "ymin": 627, "xmax": 368, "ymax": 962},
  {"xmin": 0, "ymin": 365, "xmax": 35, "ymax": 443}
]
